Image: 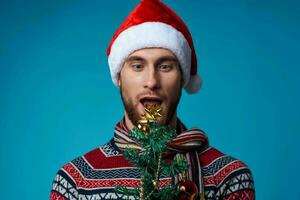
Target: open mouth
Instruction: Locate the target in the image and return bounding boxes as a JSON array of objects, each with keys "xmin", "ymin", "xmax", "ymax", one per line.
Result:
[{"xmin": 140, "ymin": 96, "xmax": 162, "ymax": 108}]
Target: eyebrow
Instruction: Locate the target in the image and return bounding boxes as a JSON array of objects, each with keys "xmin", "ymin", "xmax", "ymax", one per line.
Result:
[
  {"xmin": 125, "ymin": 56, "xmax": 145, "ymax": 63},
  {"xmin": 156, "ymin": 56, "xmax": 178, "ymax": 63},
  {"xmin": 125, "ymin": 55, "xmax": 178, "ymax": 63}
]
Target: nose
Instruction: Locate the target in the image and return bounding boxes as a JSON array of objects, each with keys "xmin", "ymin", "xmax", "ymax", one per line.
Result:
[{"xmin": 144, "ymin": 66, "xmax": 160, "ymax": 90}]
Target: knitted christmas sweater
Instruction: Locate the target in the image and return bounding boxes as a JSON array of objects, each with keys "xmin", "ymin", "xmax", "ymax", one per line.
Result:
[{"xmin": 50, "ymin": 123, "xmax": 255, "ymax": 200}]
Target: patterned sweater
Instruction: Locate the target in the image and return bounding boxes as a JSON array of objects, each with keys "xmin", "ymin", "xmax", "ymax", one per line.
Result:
[{"xmin": 50, "ymin": 138, "xmax": 255, "ymax": 200}]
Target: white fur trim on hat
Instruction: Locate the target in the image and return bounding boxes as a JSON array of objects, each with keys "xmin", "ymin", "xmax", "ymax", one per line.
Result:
[{"xmin": 108, "ymin": 22, "xmax": 192, "ymax": 88}]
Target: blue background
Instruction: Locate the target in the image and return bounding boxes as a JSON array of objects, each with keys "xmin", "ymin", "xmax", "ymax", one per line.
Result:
[{"xmin": 1, "ymin": 0, "xmax": 299, "ymax": 199}]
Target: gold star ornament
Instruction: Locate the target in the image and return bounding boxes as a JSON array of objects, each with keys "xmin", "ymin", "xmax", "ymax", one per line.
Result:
[{"xmin": 137, "ymin": 104, "xmax": 163, "ymax": 132}]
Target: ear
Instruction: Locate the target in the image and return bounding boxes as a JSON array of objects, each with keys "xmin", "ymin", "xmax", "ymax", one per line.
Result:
[
  {"xmin": 117, "ymin": 74, "xmax": 121, "ymax": 87},
  {"xmin": 181, "ymin": 76, "xmax": 184, "ymax": 88}
]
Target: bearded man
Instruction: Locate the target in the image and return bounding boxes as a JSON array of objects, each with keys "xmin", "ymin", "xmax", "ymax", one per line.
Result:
[{"xmin": 50, "ymin": 1, "xmax": 255, "ymax": 200}]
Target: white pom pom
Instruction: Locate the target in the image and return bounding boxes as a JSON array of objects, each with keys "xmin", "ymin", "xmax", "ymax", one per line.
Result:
[{"xmin": 184, "ymin": 74, "xmax": 202, "ymax": 94}]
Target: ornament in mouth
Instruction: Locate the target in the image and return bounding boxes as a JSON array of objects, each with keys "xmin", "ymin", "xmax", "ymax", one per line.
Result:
[{"xmin": 137, "ymin": 104, "xmax": 163, "ymax": 132}]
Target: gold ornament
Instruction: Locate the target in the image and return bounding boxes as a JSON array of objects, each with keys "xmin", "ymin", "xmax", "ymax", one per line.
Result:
[
  {"xmin": 200, "ymin": 192, "xmax": 205, "ymax": 200},
  {"xmin": 152, "ymin": 180, "xmax": 158, "ymax": 188},
  {"xmin": 138, "ymin": 104, "xmax": 163, "ymax": 132}
]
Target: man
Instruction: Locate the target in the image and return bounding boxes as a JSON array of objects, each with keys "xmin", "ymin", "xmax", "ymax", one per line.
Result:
[{"xmin": 50, "ymin": 0, "xmax": 255, "ymax": 199}]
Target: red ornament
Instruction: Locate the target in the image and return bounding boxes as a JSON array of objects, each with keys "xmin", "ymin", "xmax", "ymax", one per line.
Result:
[{"xmin": 177, "ymin": 180, "xmax": 198, "ymax": 200}]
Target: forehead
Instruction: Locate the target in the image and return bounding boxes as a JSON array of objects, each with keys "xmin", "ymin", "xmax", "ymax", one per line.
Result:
[{"xmin": 126, "ymin": 48, "xmax": 178, "ymax": 62}]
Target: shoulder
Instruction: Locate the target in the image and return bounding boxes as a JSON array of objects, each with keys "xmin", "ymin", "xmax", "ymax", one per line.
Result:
[
  {"xmin": 50, "ymin": 139, "xmax": 134, "ymax": 199},
  {"xmin": 199, "ymin": 146, "xmax": 255, "ymax": 199}
]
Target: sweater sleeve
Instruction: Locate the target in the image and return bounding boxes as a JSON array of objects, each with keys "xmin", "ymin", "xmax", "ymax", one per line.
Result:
[
  {"xmin": 50, "ymin": 167, "xmax": 79, "ymax": 200},
  {"xmin": 218, "ymin": 161, "xmax": 255, "ymax": 200}
]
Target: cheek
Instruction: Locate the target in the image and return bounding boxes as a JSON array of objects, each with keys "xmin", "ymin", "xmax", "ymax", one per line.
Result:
[
  {"xmin": 162, "ymin": 77, "xmax": 182, "ymax": 102},
  {"xmin": 120, "ymin": 68, "xmax": 144, "ymax": 87},
  {"xmin": 163, "ymin": 73, "xmax": 182, "ymax": 90},
  {"xmin": 120, "ymin": 76, "xmax": 140, "ymax": 104}
]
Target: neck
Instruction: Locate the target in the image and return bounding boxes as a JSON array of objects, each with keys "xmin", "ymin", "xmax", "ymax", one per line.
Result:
[{"xmin": 124, "ymin": 111, "xmax": 178, "ymax": 130}]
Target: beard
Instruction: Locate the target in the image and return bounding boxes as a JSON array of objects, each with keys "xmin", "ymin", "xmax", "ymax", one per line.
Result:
[{"xmin": 120, "ymin": 87, "xmax": 182, "ymax": 127}]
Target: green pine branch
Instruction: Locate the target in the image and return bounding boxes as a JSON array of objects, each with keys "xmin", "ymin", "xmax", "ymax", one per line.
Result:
[{"xmin": 115, "ymin": 122, "xmax": 188, "ymax": 199}]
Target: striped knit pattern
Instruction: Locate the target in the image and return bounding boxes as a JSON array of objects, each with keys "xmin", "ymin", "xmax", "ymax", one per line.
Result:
[{"xmin": 50, "ymin": 123, "xmax": 255, "ymax": 200}]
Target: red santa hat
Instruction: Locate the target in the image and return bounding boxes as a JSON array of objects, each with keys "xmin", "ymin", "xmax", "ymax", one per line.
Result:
[{"xmin": 107, "ymin": 0, "xmax": 202, "ymax": 94}]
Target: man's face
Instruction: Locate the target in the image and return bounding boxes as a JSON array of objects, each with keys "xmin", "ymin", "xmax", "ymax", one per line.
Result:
[{"xmin": 118, "ymin": 48, "xmax": 182, "ymax": 127}]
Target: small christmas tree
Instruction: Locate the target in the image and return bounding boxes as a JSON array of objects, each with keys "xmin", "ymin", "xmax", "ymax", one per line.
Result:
[{"xmin": 115, "ymin": 105, "xmax": 188, "ymax": 200}]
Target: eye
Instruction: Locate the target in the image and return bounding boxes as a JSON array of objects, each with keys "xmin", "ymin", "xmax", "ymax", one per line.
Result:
[
  {"xmin": 131, "ymin": 63, "xmax": 144, "ymax": 71},
  {"xmin": 159, "ymin": 64, "xmax": 173, "ymax": 72}
]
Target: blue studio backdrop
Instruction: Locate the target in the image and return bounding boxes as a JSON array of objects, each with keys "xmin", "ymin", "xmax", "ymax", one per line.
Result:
[{"xmin": 1, "ymin": 0, "xmax": 299, "ymax": 199}]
